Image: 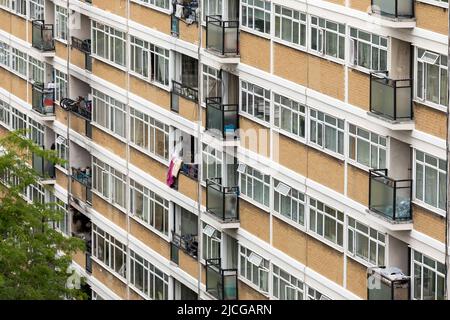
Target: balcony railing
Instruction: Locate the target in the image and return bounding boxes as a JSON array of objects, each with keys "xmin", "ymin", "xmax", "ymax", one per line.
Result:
[
  {"xmin": 206, "ymin": 178, "xmax": 239, "ymax": 222},
  {"xmin": 32, "ymin": 152, "xmax": 55, "ymax": 180},
  {"xmin": 206, "ymin": 258, "xmax": 238, "ymax": 300},
  {"xmin": 206, "ymin": 16, "xmax": 239, "ymax": 56},
  {"xmin": 371, "ymin": 0, "xmax": 414, "ymax": 19},
  {"xmin": 171, "ymin": 231, "xmax": 198, "ymax": 259},
  {"xmin": 32, "ymin": 83, "xmax": 55, "ymax": 116},
  {"xmin": 172, "ymin": 80, "xmax": 198, "ymax": 102},
  {"xmin": 71, "ymin": 168, "xmax": 91, "ymax": 188},
  {"xmin": 60, "ymin": 97, "xmax": 92, "ymax": 121},
  {"xmin": 369, "ymin": 169, "xmax": 412, "ymax": 222},
  {"xmin": 71, "ymin": 37, "xmax": 92, "ymax": 71},
  {"xmin": 32, "ymin": 20, "xmax": 55, "ymax": 51},
  {"xmin": 206, "ymin": 97, "xmax": 239, "ymax": 139},
  {"xmin": 370, "ymin": 72, "xmax": 412, "ymax": 121},
  {"xmin": 181, "ymin": 163, "xmax": 199, "ymax": 180}
]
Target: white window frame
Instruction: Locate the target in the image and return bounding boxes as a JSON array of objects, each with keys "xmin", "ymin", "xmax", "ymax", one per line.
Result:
[
  {"xmin": 240, "ymin": 0, "xmax": 271, "ymax": 34},
  {"xmin": 273, "ymin": 179, "xmax": 305, "ymax": 227},
  {"xmin": 310, "ymin": 16, "xmax": 345, "ymax": 61},
  {"xmin": 412, "ymin": 250, "xmax": 445, "ymax": 300},
  {"xmin": 350, "ymin": 27, "xmax": 388, "ymax": 71},
  {"xmin": 28, "ymin": 56, "xmax": 45, "ymax": 84},
  {"xmin": 29, "ymin": 0, "xmax": 44, "ymax": 20},
  {"xmin": 11, "ymin": 47, "xmax": 27, "ymax": 77},
  {"xmin": 92, "ymin": 225, "xmax": 127, "ymax": 278},
  {"xmin": 272, "ymin": 264, "xmax": 304, "ymax": 300},
  {"xmin": 92, "ymin": 21, "xmax": 126, "ymax": 66},
  {"xmin": 202, "ymin": 143, "xmax": 223, "ymax": 182},
  {"xmin": 239, "ymin": 164, "xmax": 270, "ymax": 208},
  {"xmin": 274, "ymin": 4, "xmax": 307, "ymax": 49},
  {"xmin": 202, "ymin": 223, "xmax": 221, "ymax": 261},
  {"xmin": 240, "ymin": 80, "xmax": 271, "ymax": 123},
  {"xmin": 92, "ymin": 89, "xmax": 126, "ymax": 138},
  {"xmin": 309, "ymin": 197, "xmax": 344, "ymax": 247},
  {"xmin": 55, "ymin": 5, "xmax": 68, "ymax": 42},
  {"xmin": 348, "ymin": 124, "xmax": 387, "ymax": 169},
  {"xmin": 54, "ymin": 69, "xmax": 68, "ymax": 102},
  {"xmin": 309, "ymin": 109, "xmax": 344, "ymax": 156},
  {"xmin": 239, "ymin": 246, "xmax": 269, "ymax": 293},
  {"xmin": 274, "ymin": 93, "xmax": 306, "ymax": 140}
]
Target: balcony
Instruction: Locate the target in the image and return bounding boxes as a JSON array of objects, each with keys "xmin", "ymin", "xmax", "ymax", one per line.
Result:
[
  {"xmin": 32, "ymin": 20, "xmax": 55, "ymax": 53},
  {"xmin": 60, "ymin": 97, "xmax": 93, "ymax": 138},
  {"xmin": 32, "ymin": 152, "xmax": 55, "ymax": 183},
  {"xmin": 31, "ymin": 83, "xmax": 55, "ymax": 120},
  {"xmin": 369, "ymin": 72, "xmax": 413, "ymax": 130},
  {"xmin": 206, "ymin": 178, "xmax": 239, "ymax": 227},
  {"xmin": 71, "ymin": 167, "xmax": 92, "ymax": 206},
  {"xmin": 206, "ymin": 16, "xmax": 239, "ymax": 61},
  {"xmin": 171, "ymin": 231, "xmax": 198, "ymax": 263},
  {"xmin": 171, "ymin": 0, "xmax": 198, "ymax": 37},
  {"xmin": 71, "ymin": 37, "xmax": 92, "ymax": 72},
  {"xmin": 171, "ymin": 80, "xmax": 199, "ymax": 122},
  {"xmin": 368, "ymin": 169, "xmax": 412, "ymax": 229},
  {"xmin": 206, "ymin": 258, "xmax": 238, "ymax": 300},
  {"xmin": 206, "ymin": 97, "xmax": 239, "ymax": 140},
  {"xmin": 367, "ymin": 267, "xmax": 410, "ymax": 300},
  {"xmin": 370, "ymin": 0, "xmax": 415, "ymax": 28}
]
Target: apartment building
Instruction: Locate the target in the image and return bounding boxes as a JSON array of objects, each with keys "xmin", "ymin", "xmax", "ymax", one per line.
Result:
[{"xmin": 0, "ymin": 0, "xmax": 448, "ymax": 300}]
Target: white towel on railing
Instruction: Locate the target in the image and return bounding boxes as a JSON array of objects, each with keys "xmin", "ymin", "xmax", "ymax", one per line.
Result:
[{"xmin": 175, "ymin": 4, "xmax": 183, "ymax": 18}]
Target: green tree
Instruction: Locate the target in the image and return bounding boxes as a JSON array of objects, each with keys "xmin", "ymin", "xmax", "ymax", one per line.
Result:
[{"xmin": 0, "ymin": 131, "xmax": 87, "ymax": 299}]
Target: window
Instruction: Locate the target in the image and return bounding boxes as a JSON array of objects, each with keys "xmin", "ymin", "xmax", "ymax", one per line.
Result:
[
  {"xmin": 92, "ymin": 157, "xmax": 126, "ymax": 209},
  {"xmin": 310, "ymin": 109, "xmax": 344, "ymax": 155},
  {"xmin": 412, "ymin": 250, "xmax": 445, "ymax": 300},
  {"xmin": 136, "ymin": 0, "xmax": 170, "ymax": 10},
  {"xmin": 272, "ymin": 265, "xmax": 304, "ymax": 300},
  {"xmin": 310, "ymin": 16, "xmax": 345, "ymax": 60},
  {"xmin": 417, "ymin": 48, "xmax": 448, "ymax": 107},
  {"xmin": 309, "ymin": 198, "xmax": 344, "ymax": 246},
  {"xmin": 56, "ymin": 135, "xmax": 68, "ymax": 169},
  {"xmin": 241, "ymin": 80, "xmax": 270, "ymax": 123},
  {"xmin": 350, "ymin": 28, "xmax": 387, "ymax": 71},
  {"xmin": 28, "ymin": 118, "xmax": 44, "ymax": 146},
  {"xmin": 0, "ymin": 100, "xmax": 10, "ymax": 128},
  {"xmin": 11, "ymin": 107, "xmax": 27, "ymax": 131},
  {"xmin": 273, "ymin": 179, "xmax": 305, "ymax": 226},
  {"xmin": 348, "ymin": 124, "xmax": 386, "ymax": 168},
  {"xmin": 415, "ymin": 151, "xmax": 446, "ymax": 211},
  {"xmin": 11, "ymin": 48, "xmax": 27, "ymax": 77},
  {"xmin": 241, "ymin": 0, "xmax": 271, "ymax": 34},
  {"xmin": 130, "ymin": 107, "xmax": 169, "ymax": 160},
  {"xmin": 274, "ymin": 94, "xmax": 306, "ymax": 139},
  {"xmin": 0, "ymin": 41, "xmax": 10, "ymax": 67},
  {"xmin": 92, "ymin": 225, "xmax": 127, "ymax": 278},
  {"xmin": 347, "ymin": 217, "xmax": 385, "ymax": 265},
  {"xmin": 27, "ymin": 182, "xmax": 45, "ymax": 203},
  {"xmin": 239, "ymin": 246, "xmax": 269, "ymax": 293},
  {"xmin": 52, "ymin": 198, "xmax": 70, "ymax": 236},
  {"xmin": 239, "ymin": 164, "xmax": 270, "ymax": 208},
  {"xmin": 307, "ymin": 287, "xmax": 330, "ymax": 300},
  {"xmin": 203, "ymin": 65, "xmax": 221, "ymax": 101},
  {"xmin": 202, "ymin": 143, "xmax": 222, "ymax": 182},
  {"xmin": 202, "ymin": 223, "xmax": 221, "ymax": 260},
  {"xmin": 92, "ymin": 89, "xmax": 126, "ymax": 138},
  {"xmin": 92, "ymin": 21, "xmax": 126, "ymax": 66},
  {"xmin": 29, "ymin": 56, "xmax": 45, "ymax": 83},
  {"xmin": 55, "ymin": 6, "xmax": 68, "ymax": 41},
  {"xmin": 1, "ymin": 0, "xmax": 26, "ymax": 15},
  {"xmin": 203, "ymin": 0, "xmax": 222, "ymax": 21},
  {"xmin": 130, "ymin": 250, "xmax": 169, "ymax": 300},
  {"xmin": 274, "ymin": 5, "xmax": 307, "ymax": 48},
  {"xmin": 130, "ymin": 179, "xmax": 169, "ymax": 236},
  {"xmin": 54, "ymin": 69, "xmax": 68, "ymax": 102},
  {"xmin": 29, "ymin": 0, "xmax": 44, "ymax": 20},
  {"xmin": 130, "ymin": 36, "xmax": 169, "ymax": 86}
]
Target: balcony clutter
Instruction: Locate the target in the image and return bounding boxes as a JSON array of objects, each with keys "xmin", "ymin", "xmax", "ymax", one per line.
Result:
[
  {"xmin": 167, "ymin": 155, "xmax": 198, "ymax": 188},
  {"xmin": 60, "ymin": 96, "xmax": 92, "ymax": 120},
  {"xmin": 172, "ymin": 0, "xmax": 198, "ymax": 24},
  {"xmin": 32, "ymin": 83, "xmax": 55, "ymax": 115},
  {"xmin": 72, "ymin": 167, "xmax": 92, "ymax": 186},
  {"xmin": 172, "ymin": 231, "xmax": 198, "ymax": 258}
]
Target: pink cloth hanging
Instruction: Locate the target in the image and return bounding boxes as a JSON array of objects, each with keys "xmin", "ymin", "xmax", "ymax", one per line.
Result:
[{"xmin": 166, "ymin": 158, "xmax": 176, "ymax": 187}]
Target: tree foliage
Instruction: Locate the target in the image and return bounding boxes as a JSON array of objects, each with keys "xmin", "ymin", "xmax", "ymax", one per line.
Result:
[{"xmin": 0, "ymin": 131, "xmax": 87, "ymax": 299}]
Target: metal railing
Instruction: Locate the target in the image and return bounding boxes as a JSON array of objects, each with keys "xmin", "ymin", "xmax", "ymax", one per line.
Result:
[
  {"xmin": 206, "ymin": 15, "xmax": 239, "ymax": 56},
  {"xmin": 371, "ymin": 0, "xmax": 414, "ymax": 19},
  {"xmin": 206, "ymin": 258, "xmax": 238, "ymax": 300},
  {"xmin": 171, "ymin": 231, "xmax": 198, "ymax": 259},
  {"xmin": 370, "ymin": 72, "xmax": 412, "ymax": 121},
  {"xmin": 71, "ymin": 168, "xmax": 91, "ymax": 187},
  {"xmin": 32, "ymin": 83, "xmax": 55, "ymax": 116},
  {"xmin": 206, "ymin": 178, "xmax": 239, "ymax": 222},
  {"xmin": 60, "ymin": 97, "xmax": 92, "ymax": 121},
  {"xmin": 32, "ymin": 20, "xmax": 55, "ymax": 51},
  {"xmin": 32, "ymin": 152, "xmax": 55, "ymax": 180},
  {"xmin": 206, "ymin": 97, "xmax": 239, "ymax": 139},
  {"xmin": 71, "ymin": 37, "xmax": 92, "ymax": 71},
  {"xmin": 369, "ymin": 169, "xmax": 412, "ymax": 222}
]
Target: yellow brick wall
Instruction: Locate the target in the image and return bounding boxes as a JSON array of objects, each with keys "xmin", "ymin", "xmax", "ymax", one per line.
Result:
[
  {"xmin": 273, "ymin": 43, "xmax": 308, "ymax": 86},
  {"xmin": 346, "ymin": 258, "xmax": 368, "ymax": 299},
  {"xmin": 348, "ymin": 69, "xmax": 370, "ymax": 111},
  {"xmin": 240, "ymin": 117, "xmax": 271, "ymax": 158},
  {"xmin": 349, "ymin": 0, "xmax": 371, "ymax": 12},
  {"xmin": 414, "ymin": 102, "xmax": 447, "ymax": 140},
  {"xmin": 129, "ymin": 147, "xmax": 168, "ymax": 184},
  {"xmin": 272, "ymin": 217, "xmax": 307, "ymax": 264},
  {"xmin": 308, "ymin": 55, "xmax": 345, "ymax": 101},
  {"xmin": 92, "ymin": 193, "xmax": 127, "ymax": 230},
  {"xmin": 239, "ymin": 200, "xmax": 270, "ymax": 243},
  {"xmin": 240, "ymin": 31, "xmax": 271, "ymax": 73},
  {"xmin": 307, "ymin": 236, "xmax": 344, "ymax": 285},
  {"xmin": 415, "ymin": 2, "xmax": 448, "ymax": 35},
  {"xmin": 347, "ymin": 165, "xmax": 369, "ymax": 206},
  {"xmin": 307, "ymin": 148, "xmax": 345, "ymax": 194},
  {"xmin": 92, "ymin": 127, "xmax": 127, "ymax": 158},
  {"xmin": 129, "ymin": 218, "xmax": 170, "ymax": 259},
  {"xmin": 413, "ymin": 204, "xmax": 446, "ymax": 243},
  {"xmin": 130, "ymin": 2, "xmax": 171, "ymax": 35},
  {"xmin": 275, "ymin": 133, "xmax": 308, "ymax": 177},
  {"xmin": 130, "ymin": 76, "xmax": 171, "ymax": 111},
  {"xmin": 92, "ymin": 58, "xmax": 126, "ymax": 88},
  {"xmin": 92, "ymin": 0, "xmax": 127, "ymax": 17},
  {"xmin": 238, "ymin": 280, "xmax": 269, "ymax": 300}
]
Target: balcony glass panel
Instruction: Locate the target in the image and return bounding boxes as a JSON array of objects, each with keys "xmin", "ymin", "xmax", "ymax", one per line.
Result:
[
  {"xmin": 371, "ymin": 0, "xmax": 414, "ymax": 18},
  {"xmin": 32, "ymin": 84, "xmax": 55, "ymax": 116},
  {"xmin": 206, "ymin": 16, "xmax": 239, "ymax": 56},
  {"xmin": 206, "ymin": 258, "xmax": 238, "ymax": 300},
  {"xmin": 370, "ymin": 73, "xmax": 412, "ymax": 121},
  {"xmin": 32, "ymin": 152, "xmax": 55, "ymax": 179},
  {"xmin": 32, "ymin": 20, "xmax": 55, "ymax": 51},
  {"xmin": 206, "ymin": 97, "xmax": 239, "ymax": 139},
  {"xmin": 206, "ymin": 178, "xmax": 239, "ymax": 222},
  {"xmin": 369, "ymin": 169, "xmax": 412, "ymax": 221}
]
